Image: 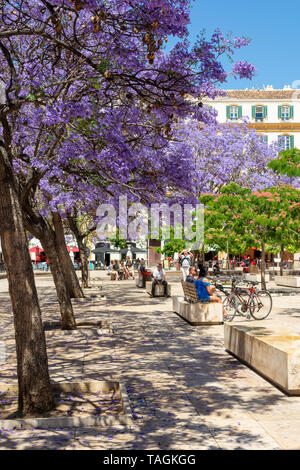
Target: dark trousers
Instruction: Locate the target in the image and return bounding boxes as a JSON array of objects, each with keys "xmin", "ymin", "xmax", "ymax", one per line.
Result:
[{"xmin": 152, "ymin": 279, "xmax": 168, "ymax": 296}]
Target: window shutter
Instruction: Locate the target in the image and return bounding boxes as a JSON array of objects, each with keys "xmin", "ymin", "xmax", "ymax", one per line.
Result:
[
  {"xmin": 264, "ymin": 106, "xmax": 268, "ymax": 118},
  {"xmin": 264, "ymin": 135, "xmax": 268, "ymax": 144},
  {"xmin": 278, "ymin": 135, "xmax": 283, "ymax": 148},
  {"xmin": 226, "ymin": 106, "xmax": 231, "ymax": 119},
  {"xmin": 290, "ymin": 135, "xmax": 294, "ymax": 148},
  {"xmin": 252, "ymin": 106, "xmax": 256, "ymax": 119},
  {"xmin": 290, "ymin": 106, "xmax": 294, "ymax": 119},
  {"xmin": 278, "ymin": 106, "xmax": 282, "ymax": 119},
  {"xmin": 238, "ymin": 106, "xmax": 242, "ymax": 119}
]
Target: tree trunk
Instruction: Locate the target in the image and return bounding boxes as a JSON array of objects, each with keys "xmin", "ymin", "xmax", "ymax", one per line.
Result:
[
  {"xmin": 261, "ymin": 243, "xmax": 266, "ymax": 290},
  {"xmin": 201, "ymin": 243, "xmax": 205, "ymax": 265},
  {"xmin": 0, "ymin": 154, "xmax": 53, "ymax": 415},
  {"xmin": 280, "ymin": 244, "xmax": 284, "ymax": 277},
  {"xmin": 67, "ymin": 215, "xmax": 91, "ymax": 289},
  {"xmin": 77, "ymin": 238, "xmax": 89, "ymax": 289},
  {"xmin": 39, "ymin": 229, "xmax": 77, "ymax": 330},
  {"xmin": 226, "ymin": 240, "xmax": 230, "ymax": 271},
  {"xmin": 52, "ymin": 213, "xmax": 84, "ymax": 298}
]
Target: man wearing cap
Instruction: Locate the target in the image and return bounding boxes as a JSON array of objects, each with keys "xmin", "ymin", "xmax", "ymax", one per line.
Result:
[{"xmin": 151, "ymin": 263, "xmax": 169, "ymax": 297}]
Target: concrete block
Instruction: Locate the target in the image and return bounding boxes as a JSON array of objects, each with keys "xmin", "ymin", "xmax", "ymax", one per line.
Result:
[
  {"xmin": 224, "ymin": 323, "xmax": 300, "ymax": 395},
  {"xmin": 274, "ymin": 276, "xmax": 300, "ymax": 288},
  {"xmin": 172, "ymin": 296, "xmax": 223, "ymax": 325},
  {"xmin": 146, "ymin": 281, "xmax": 171, "ymax": 297},
  {"xmin": 244, "ymin": 273, "xmax": 270, "ymax": 282}
]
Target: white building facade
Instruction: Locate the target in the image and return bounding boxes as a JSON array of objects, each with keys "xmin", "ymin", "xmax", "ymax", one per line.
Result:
[{"xmin": 207, "ymin": 86, "xmax": 300, "ymax": 149}]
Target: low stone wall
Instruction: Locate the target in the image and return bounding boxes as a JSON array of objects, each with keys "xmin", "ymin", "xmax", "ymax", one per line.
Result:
[
  {"xmin": 224, "ymin": 323, "xmax": 300, "ymax": 395},
  {"xmin": 172, "ymin": 296, "xmax": 223, "ymax": 325}
]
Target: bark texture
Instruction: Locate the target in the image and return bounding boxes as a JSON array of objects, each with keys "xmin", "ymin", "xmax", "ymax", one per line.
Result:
[
  {"xmin": 52, "ymin": 213, "xmax": 84, "ymax": 298},
  {"xmin": 67, "ymin": 215, "xmax": 90, "ymax": 289},
  {"xmin": 260, "ymin": 243, "xmax": 267, "ymax": 290},
  {"xmin": 0, "ymin": 147, "xmax": 54, "ymax": 414}
]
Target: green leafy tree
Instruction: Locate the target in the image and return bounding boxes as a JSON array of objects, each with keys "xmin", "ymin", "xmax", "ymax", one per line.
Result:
[
  {"xmin": 200, "ymin": 184, "xmax": 300, "ymax": 288},
  {"xmin": 268, "ymin": 148, "xmax": 300, "ymax": 178}
]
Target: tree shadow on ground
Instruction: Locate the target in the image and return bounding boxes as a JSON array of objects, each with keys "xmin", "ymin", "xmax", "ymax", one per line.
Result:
[{"xmin": 0, "ymin": 282, "xmax": 297, "ymax": 449}]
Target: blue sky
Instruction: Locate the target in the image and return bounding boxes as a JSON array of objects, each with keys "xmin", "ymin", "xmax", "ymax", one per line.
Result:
[{"xmin": 169, "ymin": 0, "xmax": 300, "ymax": 90}]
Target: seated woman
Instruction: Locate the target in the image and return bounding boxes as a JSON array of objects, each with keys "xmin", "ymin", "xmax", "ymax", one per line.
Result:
[{"xmin": 194, "ymin": 266, "xmax": 222, "ymax": 304}]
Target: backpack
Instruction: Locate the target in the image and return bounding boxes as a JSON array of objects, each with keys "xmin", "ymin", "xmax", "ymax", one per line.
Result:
[{"xmin": 180, "ymin": 255, "xmax": 190, "ymax": 266}]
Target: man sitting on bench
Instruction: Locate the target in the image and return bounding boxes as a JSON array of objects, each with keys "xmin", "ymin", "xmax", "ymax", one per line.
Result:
[
  {"xmin": 186, "ymin": 266, "xmax": 197, "ymax": 283},
  {"xmin": 150, "ymin": 263, "xmax": 169, "ymax": 297}
]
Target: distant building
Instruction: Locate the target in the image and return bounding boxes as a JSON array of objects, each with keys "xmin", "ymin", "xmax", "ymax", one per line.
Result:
[{"xmin": 206, "ymin": 86, "xmax": 300, "ymax": 149}]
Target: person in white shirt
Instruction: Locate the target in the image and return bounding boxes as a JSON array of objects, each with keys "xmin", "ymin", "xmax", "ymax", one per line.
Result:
[
  {"xmin": 179, "ymin": 249, "xmax": 194, "ymax": 282},
  {"xmin": 151, "ymin": 263, "xmax": 169, "ymax": 297}
]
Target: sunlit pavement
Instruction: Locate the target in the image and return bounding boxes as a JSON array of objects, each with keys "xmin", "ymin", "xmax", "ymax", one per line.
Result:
[{"xmin": 0, "ymin": 272, "xmax": 300, "ymax": 450}]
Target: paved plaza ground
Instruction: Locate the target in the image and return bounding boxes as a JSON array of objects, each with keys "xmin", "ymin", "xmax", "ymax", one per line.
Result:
[{"xmin": 0, "ymin": 272, "xmax": 300, "ymax": 450}]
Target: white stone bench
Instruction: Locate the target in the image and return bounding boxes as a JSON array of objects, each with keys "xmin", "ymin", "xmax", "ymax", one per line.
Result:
[
  {"xmin": 146, "ymin": 281, "xmax": 171, "ymax": 297},
  {"xmin": 274, "ymin": 276, "xmax": 300, "ymax": 288},
  {"xmin": 224, "ymin": 323, "xmax": 300, "ymax": 395},
  {"xmin": 244, "ymin": 273, "xmax": 270, "ymax": 282},
  {"xmin": 172, "ymin": 296, "xmax": 223, "ymax": 325}
]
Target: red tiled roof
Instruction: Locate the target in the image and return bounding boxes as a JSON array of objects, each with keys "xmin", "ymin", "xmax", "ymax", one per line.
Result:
[{"xmin": 223, "ymin": 90, "xmax": 298, "ymax": 99}]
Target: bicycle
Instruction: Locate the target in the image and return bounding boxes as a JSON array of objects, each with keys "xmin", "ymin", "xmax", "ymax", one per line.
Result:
[{"xmin": 213, "ymin": 277, "xmax": 272, "ymax": 322}]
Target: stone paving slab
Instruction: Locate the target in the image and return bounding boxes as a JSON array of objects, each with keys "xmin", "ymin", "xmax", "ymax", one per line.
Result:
[{"xmin": 1, "ymin": 275, "xmax": 300, "ymax": 449}]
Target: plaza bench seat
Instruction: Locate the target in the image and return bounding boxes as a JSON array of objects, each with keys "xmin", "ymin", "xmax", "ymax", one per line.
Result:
[
  {"xmin": 146, "ymin": 281, "xmax": 171, "ymax": 297},
  {"xmin": 274, "ymin": 276, "xmax": 300, "ymax": 288},
  {"xmin": 244, "ymin": 273, "xmax": 270, "ymax": 282},
  {"xmin": 224, "ymin": 323, "xmax": 300, "ymax": 395},
  {"xmin": 172, "ymin": 281, "xmax": 223, "ymax": 325},
  {"xmin": 136, "ymin": 270, "xmax": 152, "ymax": 288}
]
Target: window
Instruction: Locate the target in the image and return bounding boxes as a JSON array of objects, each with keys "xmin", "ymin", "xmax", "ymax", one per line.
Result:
[
  {"xmin": 230, "ymin": 105, "xmax": 238, "ymax": 120},
  {"xmin": 278, "ymin": 135, "xmax": 294, "ymax": 150},
  {"xmin": 252, "ymin": 105, "xmax": 267, "ymax": 122},
  {"xmin": 278, "ymin": 105, "xmax": 294, "ymax": 121},
  {"xmin": 281, "ymin": 106, "xmax": 290, "ymax": 121},
  {"xmin": 255, "ymin": 105, "xmax": 264, "ymax": 122},
  {"xmin": 226, "ymin": 105, "xmax": 242, "ymax": 120}
]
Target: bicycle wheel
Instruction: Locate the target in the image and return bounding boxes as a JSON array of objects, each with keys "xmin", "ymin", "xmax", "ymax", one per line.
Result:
[
  {"xmin": 249, "ymin": 290, "xmax": 272, "ymax": 320},
  {"xmin": 223, "ymin": 294, "xmax": 238, "ymax": 322},
  {"xmin": 236, "ymin": 288, "xmax": 251, "ymax": 316}
]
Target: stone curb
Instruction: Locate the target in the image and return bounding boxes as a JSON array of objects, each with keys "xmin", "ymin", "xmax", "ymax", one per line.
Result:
[
  {"xmin": 0, "ymin": 381, "xmax": 133, "ymax": 430},
  {"xmin": 43, "ymin": 320, "xmax": 113, "ymax": 335}
]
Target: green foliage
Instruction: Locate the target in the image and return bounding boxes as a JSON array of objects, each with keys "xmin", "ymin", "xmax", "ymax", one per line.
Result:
[
  {"xmin": 199, "ymin": 183, "xmax": 300, "ymax": 255},
  {"xmin": 97, "ymin": 58, "xmax": 111, "ymax": 75},
  {"xmin": 268, "ymin": 148, "xmax": 300, "ymax": 177},
  {"xmin": 157, "ymin": 239, "xmax": 186, "ymax": 258},
  {"xmin": 26, "ymin": 93, "xmax": 36, "ymax": 102},
  {"xmin": 110, "ymin": 229, "xmax": 127, "ymax": 249},
  {"xmin": 154, "ymin": 226, "xmax": 186, "ymax": 257}
]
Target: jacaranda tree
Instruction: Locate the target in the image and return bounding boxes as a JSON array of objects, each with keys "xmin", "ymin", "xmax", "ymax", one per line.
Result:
[{"xmin": 0, "ymin": 0, "xmax": 257, "ymax": 414}]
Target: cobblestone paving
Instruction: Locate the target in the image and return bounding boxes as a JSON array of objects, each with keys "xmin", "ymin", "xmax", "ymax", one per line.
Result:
[{"xmin": 0, "ymin": 274, "xmax": 300, "ymax": 450}]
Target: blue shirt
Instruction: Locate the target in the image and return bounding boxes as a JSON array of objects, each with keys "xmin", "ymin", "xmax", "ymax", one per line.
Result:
[{"xmin": 194, "ymin": 277, "xmax": 210, "ymax": 300}]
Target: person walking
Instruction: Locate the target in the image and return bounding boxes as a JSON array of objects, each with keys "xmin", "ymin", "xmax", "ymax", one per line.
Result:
[{"xmin": 179, "ymin": 249, "xmax": 194, "ymax": 282}]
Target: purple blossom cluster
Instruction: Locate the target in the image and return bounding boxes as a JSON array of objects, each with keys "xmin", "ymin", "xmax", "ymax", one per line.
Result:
[{"xmin": 0, "ymin": 0, "xmax": 287, "ymax": 225}]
